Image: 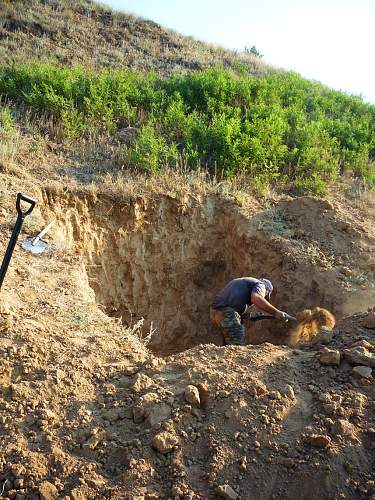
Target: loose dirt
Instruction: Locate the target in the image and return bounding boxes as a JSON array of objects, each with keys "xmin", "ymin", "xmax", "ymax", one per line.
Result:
[{"xmin": 0, "ymin": 170, "xmax": 374, "ymax": 499}]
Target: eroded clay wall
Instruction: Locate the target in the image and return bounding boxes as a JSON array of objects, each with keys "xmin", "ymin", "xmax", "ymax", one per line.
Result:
[{"xmin": 41, "ymin": 190, "xmax": 374, "ymax": 354}]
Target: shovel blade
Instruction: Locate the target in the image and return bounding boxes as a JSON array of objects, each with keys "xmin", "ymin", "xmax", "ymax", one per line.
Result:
[{"xmin": 22, "ymin": 237, "xmax": 48, "ymax": 254}]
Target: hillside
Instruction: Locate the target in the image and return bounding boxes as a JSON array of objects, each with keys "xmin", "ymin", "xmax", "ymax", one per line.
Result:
[{"xmin": 0, "ymin": 0, "xmax": 268, "ymax": 76}]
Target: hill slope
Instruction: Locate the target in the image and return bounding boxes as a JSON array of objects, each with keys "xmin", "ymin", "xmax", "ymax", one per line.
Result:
[{"xmin": 0, "ymin": 0, "xmax": 268, "ymax": 75}]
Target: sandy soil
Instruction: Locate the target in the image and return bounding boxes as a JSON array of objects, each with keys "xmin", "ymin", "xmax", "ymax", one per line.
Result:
[{"xmin": 0, "ymin": 161, "xmax": 374, "ymax": 499}]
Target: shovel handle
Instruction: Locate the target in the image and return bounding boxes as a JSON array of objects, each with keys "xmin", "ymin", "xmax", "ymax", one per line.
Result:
[
  {"xmin": 0, "ymin": 193, "xmax": 37, "ymax": 289},
  {"xmin": 16, "ymin": 193, "xmax": 36, "ymax": 218},
  {"xmin": 32, "ymin": 219, "xmax": 55, "ymax": 246}
]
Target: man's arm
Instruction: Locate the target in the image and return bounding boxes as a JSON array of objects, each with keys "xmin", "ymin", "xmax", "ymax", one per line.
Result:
[{"xmin": 251, "ymin": 292, "xmax": 287, "ymax": 319}]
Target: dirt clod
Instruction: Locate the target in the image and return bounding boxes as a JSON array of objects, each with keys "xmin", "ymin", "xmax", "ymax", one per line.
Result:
[
  {"xmin": 352, "ymin": 365, "xmax": 373, "ymax": 379},
  {"xmin": 319, "ymin": 348, "xmax": 341, "ymax": 365},
  {"xmin": 344, "ymin": 346, "xmax": 375, "ymax": 367},
  {"xmin": 152, "ymin": 430, "xmax": 179, "ymax": 454},
  {"xmin": 217, "ymin": 484, "xmax": 238, "ymax": 500},
  {"xmin": 305, "ymin": 434, "xmax": 331, "ymax": 448},
  {"xmin": 184, "ymin": 385, "xmax": 201, "ymax": 407},
  {"xmin": 39, "ymin": 481, "xmax": 58, "ymax": 500}
]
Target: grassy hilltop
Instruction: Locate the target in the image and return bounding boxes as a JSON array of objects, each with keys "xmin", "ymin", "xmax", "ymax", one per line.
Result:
[{"xmin": 0, "ymin": 0, "xmax": 267, "ymax": 74}]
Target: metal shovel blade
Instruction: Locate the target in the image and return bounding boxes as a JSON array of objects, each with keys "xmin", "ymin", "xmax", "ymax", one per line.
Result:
[
  {"xmin": 21, "ymin": 220, "xmax": 55, "ymax": 254},
  {"xmin": 22, "ymin": 237, "xmax": 49, "ymax": 254}
]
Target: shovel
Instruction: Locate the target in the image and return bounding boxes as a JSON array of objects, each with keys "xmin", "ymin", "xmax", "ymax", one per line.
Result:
[
  {"xmin": 22, "ymin": 220, "xmax": 55, "ymax": 254},
  {"xmin": 0, "ymin": 193, "xmax": 36, "ymax": 290},
  {"xmin": 244, "ymin": 313, "xmax": 297, "ymax": 323}
]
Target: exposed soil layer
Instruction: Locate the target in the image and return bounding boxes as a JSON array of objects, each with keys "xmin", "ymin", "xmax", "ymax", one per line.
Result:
[{"xmin": 41, "ymin": 190, "xmax": 375, "ymax": 355}]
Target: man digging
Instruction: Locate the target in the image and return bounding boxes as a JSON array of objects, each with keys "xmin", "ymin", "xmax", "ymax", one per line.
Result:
[{"xmin": 210, "ymin": 277, "xmax": 291, "ymax": 345}]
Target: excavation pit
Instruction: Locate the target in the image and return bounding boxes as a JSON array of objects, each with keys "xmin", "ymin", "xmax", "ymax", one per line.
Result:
[{"xmin": 43, "ymin": 191, "xmax": 373, "ymax": 356}]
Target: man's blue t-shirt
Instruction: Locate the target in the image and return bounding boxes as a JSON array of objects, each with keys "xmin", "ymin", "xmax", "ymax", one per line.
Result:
[{"xmin": 211, "ymin": 277, "xmax": 266, "ymax": 314}]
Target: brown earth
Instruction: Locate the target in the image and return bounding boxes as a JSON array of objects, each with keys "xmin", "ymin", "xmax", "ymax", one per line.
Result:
[{"xmin": 0, "ymin": 155, "xmax": 374, "ymax": 499}]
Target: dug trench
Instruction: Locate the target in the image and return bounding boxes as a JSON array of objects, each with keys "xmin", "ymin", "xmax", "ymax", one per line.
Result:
[{"xmin": 40, "ymin": 189, "xmax": 375, "ymax": 355}]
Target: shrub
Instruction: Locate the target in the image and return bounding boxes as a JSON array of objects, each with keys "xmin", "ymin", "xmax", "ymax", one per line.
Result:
[
  {"xmin": 0, "ymin": 105, "xmax": 16, "ymax": 136},
  {"xmin": 0, "ymin": 62, "xmax": 374, "ymax": 191}
]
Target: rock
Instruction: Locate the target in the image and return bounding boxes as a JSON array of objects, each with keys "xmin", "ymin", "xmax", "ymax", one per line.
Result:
[
  {"xmin": 248, "ymin": 379, "xmax": 268, "ymax": 397},
  {"xmin": 343, "ymin": 347, "xmax": 375, "ymax": 367},
  {"xmin": 322, "ymin": 402, "xmax": 339, "ymax": 415},
  {"xmin": 280, "ymin": 457, "xmax": 296, "ymax": 468},
  {"xmin": 133, "ymin": 392, "xmax": 170, "ymax": 427},
  {"xmin": 197, "ymin": 381, "xmax": 210, "ymax": 409},
  {"xmin": 332, "ymin": 419, "xmax": 357, "ymax": 438},
  {"xmin": 280, "ymin": 384, "xmax": 295, "ymax": 400},
  {"xmin": 39, "ymin": 481, "xmax": 58, "ymax": 500},
  {"xmin": 117, "ymin": 127, "xmax": 138, "ymax": 145},
  {"xmin": 362, "ymin": 313, "xmax": 375, "ymax": 329},
  {"xmin": 312, "ymin": 327, "xmax": 334, "ymax": 345},
  {"xmin": 146, "ymin": 403, "xmax": 171, "ymax": 428},
  {"xmin": 305, "ymin": 433, "xmax": 331, "ymax": 448},
  {"xmin": 82, "ymin": 428, "xmax": 105, "ymax": 450},
  {"xmin": 184, "ymin": 385, "xmax": 200, "ymax": 407},
  {"xmin": 131, "ymin": 373, "xmax": 153, "ymax": 392},
  {"xmin": 269, "ymin": 390, "xmax": 282, "ymax": 400},
  {"xmin": 352, "ymin": 366, "xmax": 373, "ymax": 379},
  {"xmin": 318, "ymin": 393, "xmax": 331, "ymax": 403},
  {"xmin": 319, "ymin": 349, "xmax": 340, "ymax": 366},
  {"xmin": 103, "ymin": 408, "xmax": 121, "ymax": 423},
  {"xmin": 152, "ymin": 430, "xmax": 179, "ymax": 454},
  {"xmin": 133, "ymin": 393, "xmax": 159, "ymax": 423},
  {"xmin": 38, "ymin": 409, "xmax": 57, "ymax": 422},
  {"xmin": 352, "ymin": 339, "xmax": 374, "ymax": 350},
  {"xmin": 346, "ymin": 393, "xmax": 367, "ymax": 409},
  {"xmin": 217, "ymin": 484, "xmax": 238, "ymax": 500},
  {"xmin": 123, "ymin": 365, "xmax": 139, "ymax": 375}
]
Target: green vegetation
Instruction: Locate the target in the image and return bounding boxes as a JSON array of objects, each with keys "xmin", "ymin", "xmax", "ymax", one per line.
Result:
[
  {"xmin": 0, "ymin": 104, "xmax": 16, "ymax": 137},
  {"xmin": 244, "ymin": 46, "xmax": 263, "ymax": 58},
  {"xmin": 0, "ymin": 62, "xmax": 374, "ymax": 193}
]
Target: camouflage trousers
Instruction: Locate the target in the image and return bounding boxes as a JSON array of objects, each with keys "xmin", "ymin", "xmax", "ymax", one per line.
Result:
[{"xmin": 210, "ymin": 307, "xmax": 245, "ymax": 345}]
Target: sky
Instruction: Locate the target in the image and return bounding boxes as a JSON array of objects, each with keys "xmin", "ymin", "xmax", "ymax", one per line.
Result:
[{"xmin": 103, "ymin": 0, "xmax": 375, "ymax": 104}]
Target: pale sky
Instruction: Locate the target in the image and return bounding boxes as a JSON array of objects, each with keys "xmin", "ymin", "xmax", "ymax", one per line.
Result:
[{"xmin": 103, "ymin": 0, "xmax": 375, "ymax": 104}]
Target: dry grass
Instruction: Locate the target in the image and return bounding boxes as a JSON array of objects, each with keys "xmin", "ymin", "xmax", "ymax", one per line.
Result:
[{"xmin": 0, "ymin": 0, "xmax": 270, "ymax": 76}]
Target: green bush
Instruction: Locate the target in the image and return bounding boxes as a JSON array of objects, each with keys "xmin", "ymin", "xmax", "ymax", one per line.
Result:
[
  {"xmin": 124, "ymin": 124, "xmax": 179, "ymax": 173},
  {"xmin": 0, "ymin": 62, "xmax": 374, "ymax": 191},
  {"xmin": 0, "ymin": 105, "xmax": 16, "ymax": 136}
]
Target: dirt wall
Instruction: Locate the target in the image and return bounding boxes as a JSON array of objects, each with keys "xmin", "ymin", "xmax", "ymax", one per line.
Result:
[{"xmin": 41, "ymin": 190, "xmax": 374, "ymax": 355}]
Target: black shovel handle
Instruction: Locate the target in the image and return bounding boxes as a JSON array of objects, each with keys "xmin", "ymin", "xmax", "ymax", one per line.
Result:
[
  {"xmin": 16, "ymin": 193, "xmax": 36, "ymax": 217},
  {"xmin": 248, "ymin": 314, "xmax": 275, "ymax": 322},
  {"xmin": 0, "ymin": 193, "xmax": 36, "ymax": 290}
]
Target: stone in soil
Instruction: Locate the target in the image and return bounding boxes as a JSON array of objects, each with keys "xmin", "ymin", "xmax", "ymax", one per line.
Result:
[
  {"xmin": 184, "ymin": 385, "xmax": 201, "ymax": 407},
  {"xmin": 217, "ymin": 484, "xmax": 238, "ymax": 500},
  {"xmin": 312, "ymin": 327, "xmax": 334, "ymax": 345},
  {"xmin": 343, "ymin": 347, "xmax": 375, "ymax": 367},
  {"xmin": 319, "ymin": 348, "xmax": 340, "ymax": 366},
  {"xmin": 352, "ymin": 365, "xmax": 373, "ymax": 379},
  {"xmin": 305, "ymin": 433, "xmax": 331, "ymax": 448},
  {"xmin": 152, "ymin": 430, "xmax": 179, "ymax": 454}
]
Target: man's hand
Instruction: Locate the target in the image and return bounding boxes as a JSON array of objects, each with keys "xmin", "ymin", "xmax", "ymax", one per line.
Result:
[
  {"xmin": 275, "ymin": 311, "xmax": 297, "ymax": 321},
  {"xmin": 251, "ymin": 292, "xmax": 294, "ymax": 321},
  {"xmin": 275, "ymin": 310, "xmax": 288, "ymax": 320}
]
